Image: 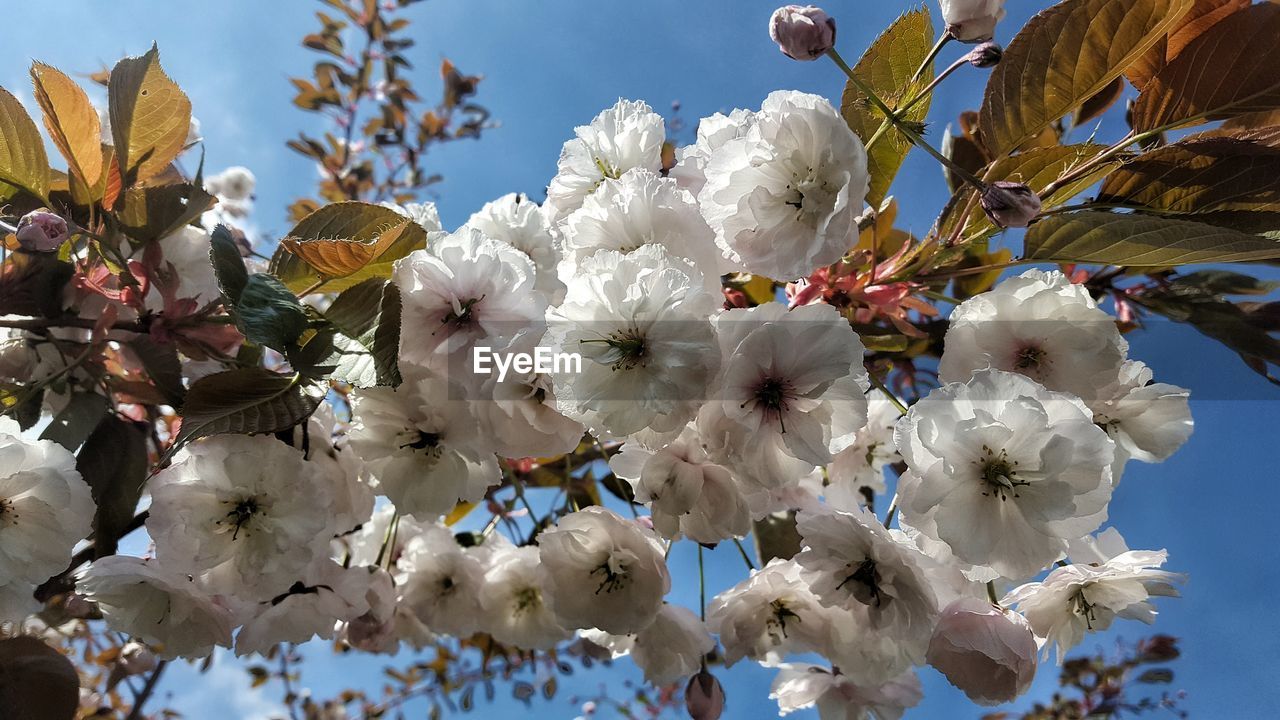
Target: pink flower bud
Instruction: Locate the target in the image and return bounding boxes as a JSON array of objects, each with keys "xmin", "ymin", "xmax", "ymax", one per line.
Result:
[
  {"xmin": 980, "ymin": 181, "xmax": 1042, "ymax": 229},
  {"xmin": 966, "ymin": 41, "xmax": 1003, "ymax": 68},
  {"xmin": 926, "ymin": 597, "xmax": 1038, "ymax": 706},
  {"xmin": 685, "ymin": 669, "xmax": 725, "ymax": 720},
  {"xmin": 15, "ymin": 210, "xmax": 68, "ymax": 252},
  {"xmin": 769, "ymin": 6, "xmax": 837, "ymax": 61}
]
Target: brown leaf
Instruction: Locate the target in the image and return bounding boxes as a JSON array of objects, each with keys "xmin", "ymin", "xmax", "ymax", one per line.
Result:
[
  {"xmin": 270, "ymin": 202, "xmax": 428, "ymax": 294},
  {"xmin": 979, "ymin": 0, "xmax": 1193, "ymax": 157},
  {"xmin": 1131, "ymin": 3, "xmax": 1280, "ymax": 132},
  {"xmin": 1074, "ymin": 77, "xmax": 1125, "ymax": 127},
  {"xmin": 1127, "ymin": 0, "xmax": 1249, "ymax": 90},
  {"xmin": 30, "ymin": 62, "xmax": 103, "ymax": 189},
  {"xmin": 1024, "ymin": 210, "xmax": 1280, "ymax": 265},
  {"xmin": 0, "ymin": 637, "xmax": 79, "ymax": 720},
  {"xmin": 0, "ymin": 86, "xmax": 51, "ymax": 201}
]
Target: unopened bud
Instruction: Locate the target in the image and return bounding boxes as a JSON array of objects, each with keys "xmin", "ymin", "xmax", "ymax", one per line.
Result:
[
  {"xmin": 769, "ymin": 6, "xmax": 837, "ymax": 62},
  {"xmin": 685, "ymin": 669, "xmax": 725, "ymax": 720},
  {"xmin": 980, "ymin": 181, "xmax": 1042, "ymax": 229},
  {"xmin": 966, "ymin": 41, "xmax": 1003, "ymax": 68},
  {"xmin": 15, "ymin": 210, "xmax": 68, "ymax": 252},
  {"xmin": 941, "ymin": 0, "xmax": 1007, "ymax": 43}
]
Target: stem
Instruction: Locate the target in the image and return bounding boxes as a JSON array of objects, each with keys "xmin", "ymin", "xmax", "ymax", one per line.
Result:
[
  {"xmin": 0, "ymin": 316, "xmax": 150, "ymax": 334},
  {"xmin": 897, "ymin": 55, "xmax": 969, "ymax": 117},
  {"xmin": 986, "ymin": 580, "xmax": 1000, "ymax": 605},
  {"xmin": 731, "ymin": 537, "xmax": 756, "ymax": 571},
  {"xmin": 910, "ymin": 31, "xmax": 952, "ymax": 83},
  {"xmin": 124, "ymin": 660, "xmax": 168, "ymax": 720},
  {"xmin": 828, "ymin": 48, "xmax": 987, "ymax": 191},
  {"xmin": 921, "ymin": 289, "xmax": 962, "ymax": 304},
  {"xmin": 883, "ymin": 493, "xmax": 899, "ymax": 529},
  {"xmin": 868, "ymin": 373, "xmax": 909, "ymax": 416},
  {"xmin": 697, "ymin": 544, "xmax": 706, "ymax": 622}
]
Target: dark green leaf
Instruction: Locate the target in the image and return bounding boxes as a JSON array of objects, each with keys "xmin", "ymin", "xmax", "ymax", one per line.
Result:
[
  {"xmin": 210, "ymin": 224, "xmax": 248, "ymax": 303},
  {"xmin": 234, "ymin": 274, "xmax": 309, "ymax": 351},
  {"xmin": 1137, "ymin": 668, "xmax": 1175, "ymax": 684},
  {"xmin": 127, "ymin": 336, "xmax": 186, "ymax": 406},
  {"xmin": 76, "ymin": 415, "xmax": 149, "ymax": 556},
  {"xmin": 39, "ymin": 391, "xmax": 109, "ymax": 450},
  {"xmin": 172, "ymin": 369, "xmax": 323, "ymax": 453},
  {"xmin": 320, "ymin": 278, "xmax": 402, "ymax": 387},
  {"xmin": 0, "ymin": 252, "xmax": 75, "ymax": 318}
]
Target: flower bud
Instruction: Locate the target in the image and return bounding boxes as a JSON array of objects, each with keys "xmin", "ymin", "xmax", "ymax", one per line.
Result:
[
  {"xmin": 966, "ymin": 41, "xmax": 1003, "ymax": 68},
  {"xmin": 685, "ymin": 669, "xmax": 725, "ymax": 720},
  {"xmin": 15, "ymin": 209, "xmax": 68, "ymax": 252},
  {"xmin": 769, "ymin": 6, "xmax": 837, "ymax": 61},
  {"xmin": 940, "ymin": 0, "xmax": 1007, "ymax": 43},
  {"xmin": 980, "ymin": 181, "xmax": 1042, "ymax": 229},
  {"xmin": 926, "ymin": 597, "xmax": 1038, "ymax": 706}
]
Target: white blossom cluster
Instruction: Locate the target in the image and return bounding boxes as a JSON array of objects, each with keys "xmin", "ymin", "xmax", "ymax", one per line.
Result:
[{"xmin": 38, "ymin": 88, "xmax": 1192, "ymax": 719}]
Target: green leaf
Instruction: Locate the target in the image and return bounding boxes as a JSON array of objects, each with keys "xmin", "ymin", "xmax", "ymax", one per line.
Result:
[
  {"xmin": 173, "ymin": 369, "xmax": 323, "ymax": 453},
  {"xmin": 209, "ymin": 224, "xmax": 248, "ymax": 303},
  {"xmin": 233, "ymin": 274, "xmax": 309, "ymax": 351},
  {"xmin": 76, "ymin": 416, "xmax": 149, "ymax": 557},
  {"xmin": 1097, "ymin": 127, "xmax": 1280, "ymax": 214},
  {"xmin": 0, "ymin": 85, "xmax": 51, "ymax": 201},
  {"xmin": 1131, "ymin": 3, "xmax": 1280, "ymax": 132},
  {"xmin": 108, "ymin": 44, "xmax": 192, "ymax": 187},
  {"xmin": 39, "ymin": 391, "xmax": 109, "ymax": 450},
  {"xmin": 839, "ymin": 6, "xmax": 936, "ymax": 206},
  {"xmin": 269, "ymin": 202, "xmax": 428, "ymax": 294},
  {"xmin": 0, "ymin": 252, "xmax": 75, "ymax": 318},
  {"xmin": 1025, "ymin": 211, "xmax": 1280, "ymax": 265},
  {"xmin": 321, "ymin": 278, "xmax": 403, "ymax": 387},
  {"xmin": 0, "ymin": 637, "xmax": 79, "ymax": 720},
  {"xmin": 979, "ymin": 0, "xmax": 1193, "ymax": 157}
]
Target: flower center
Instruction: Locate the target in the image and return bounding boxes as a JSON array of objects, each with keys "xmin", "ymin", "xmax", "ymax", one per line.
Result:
[
  {"xmin": 222, "ymin": 497, "xmax": 261, "ymax": 540},
  {"xmin": 836, "ymin": 558, "xmax": 885, "ymax": 608},
  {"xmin": 783, "ymin": 167, "xmax": 834, "ymax": 222},
  {"xmin": 436, "ymin": 295, "xmax": 484, "ymax": 332},
  {"xmin": 582, "ymin": 329, "xmax": 647, "ymax": 370},
  {"xmin": 513, "ymin": 586, "xmax": 541, "ymax": 614},
  {"xmin": 591, "ymin": 556, "xmax": 630, "ymax": 595},
  {"xmin": 0, "ymin": 497, "xmax": 13, "ymax": 526},
  {"xmin": 399, "ymin": 429, "xmax": 443, "ymax": 459},
  {"xmin": 1071, "ymin": 586, "xmax": 1098, "ymax": 630},
  {"xmin": 747, "ymin": 376, "xmax": 793, "ymax": 431},
  {"xmin": 1012, "ymin": 343, "xmax": 1049, "ymax": 377},
  {"xmin": 977, "ymin": 445, "xmax": 1028, "ymax": 501},
  {"xmin": 767, "ymin": 599, "xmax": 802, "ymax": 642}
]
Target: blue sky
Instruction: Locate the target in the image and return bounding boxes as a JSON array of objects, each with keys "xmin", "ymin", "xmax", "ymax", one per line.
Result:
[{"xmin": 5, "ymin": 0, "xmax": 1279, "ymax": 717}]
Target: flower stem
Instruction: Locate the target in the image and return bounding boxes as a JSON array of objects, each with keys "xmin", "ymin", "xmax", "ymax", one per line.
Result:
[
  {"xmin": 868, "ymin": 372, "xmax": 909, "ymax": 415},
  {"xmin": 697, "ymin": 544, "xmax": 707, "ymax": 622},
  {"xmin": 732, "ymin": 536, "xmax": 756, "ymax": 571},
  {"xmin": 828, "ymin": 49, "xmax": 987, "ymax": 191},
  {"xmin": 911, "ymin": 31, "xmax": 953, "ymax": 83},
  {"xmin": 986, "ymin": 580, "xmax": 1000, "ymax": 605}
]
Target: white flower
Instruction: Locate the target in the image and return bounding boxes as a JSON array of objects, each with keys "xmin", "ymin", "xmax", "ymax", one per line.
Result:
[
  {"xmin": 560, "ymin": 168, "xmax": 722, "ymax": 295},
  {"xmin": 671, "ymin": 108, "xmax": 756, "ymax": 201},
  {"xmin": 545, "ymin": 244, "xmax": 721, "ymax": 439},
  {"xmin": 479, "ymin": 545, "xmax": 571, "ymax": 649},
  {"xmin": 394, "ymin": 229, "xmax": 546, "ymax": 380},
  {"xmin": 1093, "ymin": 360, "xmax": 1193, "ymax": 466},
  {"xmin": 0, "ymin": 418, "xmax": 94, "ymax": 585},
  {"xmin": 207, "ymin": 166, "xmax": 256, "ymax": 202},
  {"xmin": 347, "ymin": 373, "xmax": 500, "ymax": 520},
  {"xmin": 76, "ymin": 556, "xmax": 234, "ymax": 659},
  {"xmin": 147, "ymin": 225, "xmax": 220, "ymax": 311},
  {"xmin": 336, "ymin": 505, "xmax": 430, "ymax": 570},
  {"xmin": 610, "ymin": 424, "xmax": 750, "ymax": 543},
  {"xmin": 895, "ymin": 369, "xmax": 1116, "ymax": 579},
  {"xmin": 824, "ymin": 391, "xmax": 903, "ymax": 510},
  {"xmin": 632, "ymin": 604, "xmax": 715, "ymax": 686},
  {"xmin": 938, "ymin": 269, "xmax": 1128, "ymax": 405},
  {"xmin": 286, "ymin": 405, "xmax": 375, "ymax": 537},
  {"xmin": 698, "ymin": 90, "xmax": 868, "ymax": 281},
  {"xmin": 706, "ymin": 557, "xmax": 840, "ymax": 666},
  {"xmin": 461, "ymin": 193, "xmax": 566, "ymax": 304},
  {"xmin": 1003, "ymin": 528, "xmax": 1185, "ymax": 660},
  {"xmin": 146, "ymin": 434, "xmax": 336, "ymax": 599},
  {"xmin": 795, "ymin": 509, "xmax": 939, "ymax": 672},
  {"xmin": 926, "ymin": 597, "xmax": 1038, "ymax": 706},
  {"xmin": 398, "ymin": 522, "xmax": 488, "ymax": 637},
  {"xmin": 477, "ymin": 346, "xmax": 585, "ymax": 459},
  {"xmin": 770, "ymin": 664, "xmax": 922, "ymax": 720},
  {"xmin": 940, "ymin": 0, "xmax": 1007, "ymax": 42},
  {"xmin": 538, "ymin": 506, "xmax": 670, "ymax": 634},
  {"xmin": 697, "ymin": 302, "xmax": 868, "ymax": 488},
  {"xmin": 381, "ymin": 200, "xmax": 443, "ymax": 233},
  {"xmin": 234, "ymin": 561, "xmax": 371, "ymax": 656},
  {"xmin": 0, "ymin": 581, "xmax": 38, "ymax": 625},
  {"xmin": 545, "ymin": 99, "xmax": 665, "ymax": 223}
]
